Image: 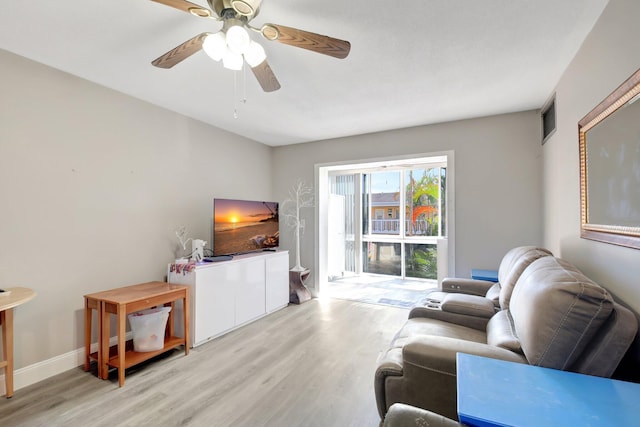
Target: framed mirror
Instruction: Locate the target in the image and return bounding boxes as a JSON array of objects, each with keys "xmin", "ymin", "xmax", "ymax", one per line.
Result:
[{"xmin": 579, "ymin": 68, "xmax": 640, "ymax": 249}]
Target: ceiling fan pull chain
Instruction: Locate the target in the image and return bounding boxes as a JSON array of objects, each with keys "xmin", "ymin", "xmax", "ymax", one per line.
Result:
[
  {"xmin": 232, "ymin": 65, "xmax": 248, "ymax": 119},
  {"xmin": 242, "ymin": 63, "xmax": 247, "ymax": 105},
  {"xmin": 233, "ymin": 70, "xmax": 239, "ymax": 119}
]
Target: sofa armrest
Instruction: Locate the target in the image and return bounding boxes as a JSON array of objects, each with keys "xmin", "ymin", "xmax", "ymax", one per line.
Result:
[
  {"xmin": 441, "ymin": 294, "xmax": 495, "ymax": 318},
  {"xmin": 441, "ymin": 278, "xmax": 496, "ymax": 296},
  {"xmin": 375, "ymin": 346, "xmax": 405, "ymax": 419},
  {"xmin": 377, "ymin": 336, "xmax": 527, "ymax": 420},
  {"xmin": 383, "ymin": 403, "xmax": 462, "ymax": 427},
  {"xmin": 403, "ymin": 335, "xmax": 527, "ymax": 372},
  {"xmin": 377, "ymin": 347, "xmax": 404, "ymax": 378}
]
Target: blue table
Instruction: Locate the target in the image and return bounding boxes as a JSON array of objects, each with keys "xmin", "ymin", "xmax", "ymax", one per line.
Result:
[
  {"xmin": 470, "ymin": 269, "xmax": 498, "ymax": 282},
  {"xmin": 457, "ymin": 353, "xmax": 640, "ymax": 426}
]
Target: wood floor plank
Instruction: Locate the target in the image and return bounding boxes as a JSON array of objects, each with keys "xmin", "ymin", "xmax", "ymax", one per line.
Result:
[{"xmin": 0, "ymin": 299, "xmax": 408, "ymax": 426}]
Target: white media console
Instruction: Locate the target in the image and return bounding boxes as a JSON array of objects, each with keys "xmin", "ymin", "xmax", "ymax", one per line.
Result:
[{"xmin": 168, "ymin": 250, "xmax": 289, "ymax": 348}]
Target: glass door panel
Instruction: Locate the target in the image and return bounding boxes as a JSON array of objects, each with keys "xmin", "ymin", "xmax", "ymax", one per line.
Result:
[
  {"xmin": 363, "ymin": 242, "xmax": 401, "ymax": 276},
  {"xmin": 405, "ymin": 243, "xmax": 438, "ymax": 279},
  {"xmin": 405, "ymin": 168, "xmax": 441, "ymax": 237},
  {"xmin": 369, "ymin": 171, "xmax": 401, "ymax": 236},
  {"xmin": 329, "ymin": 174, "xmax": 357, "ymax": 278}
]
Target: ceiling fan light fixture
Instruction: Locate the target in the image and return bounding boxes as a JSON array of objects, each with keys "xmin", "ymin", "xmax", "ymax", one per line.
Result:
[
  {"xmin": 188, "ymin": 7, "xmax": 212, "ymax": 18},
  {"xmin": 261, "ymin": 24, "xmax": 279, "ymax": 41},
  {"xmin": 230, "ymin": 0, "xmax": 261, "ymax": 17},
  {"xmin": 244, "ymin": 41, "xmax": 266, "ymax": 67},
  {"xmin": 202, "ymin": 32, "xmax": 227, "ymax": 61},
  {"xmin": 226, "ymin": 25, "xmax": 251, "ymax": 55},
  {"xmin": 222, "ymin": 51, "xmax": 244, "ymax": 71}
]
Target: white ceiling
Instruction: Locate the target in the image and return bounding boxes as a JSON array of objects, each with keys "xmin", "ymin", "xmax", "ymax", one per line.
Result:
[{"xmin": 0, "ymin": 0, "xmax": 608, "ymax": 146}]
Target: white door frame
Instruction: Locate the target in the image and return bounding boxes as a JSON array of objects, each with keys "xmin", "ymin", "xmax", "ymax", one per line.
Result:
[{"xmin": 314, "ymin": 151, "xmax": 455, "ymax": 295}]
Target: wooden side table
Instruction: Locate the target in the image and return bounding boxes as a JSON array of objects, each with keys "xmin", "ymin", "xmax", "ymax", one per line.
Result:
[
  {"xmin": 84, "ymin": 281, "xmax": 190, "ymax": 387},
  {"xmin": 0, "ymin": 287, "xmax": 37, "ymax": 398},
  {"xmin": 84, "ymin": 294, "xmax": 103, "ymax": 378}
]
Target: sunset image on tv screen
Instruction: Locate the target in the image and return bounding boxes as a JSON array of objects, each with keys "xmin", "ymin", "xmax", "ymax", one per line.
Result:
[{"xmin": 213, "ymin": 199, "xmax": 279, "ymax": 256}]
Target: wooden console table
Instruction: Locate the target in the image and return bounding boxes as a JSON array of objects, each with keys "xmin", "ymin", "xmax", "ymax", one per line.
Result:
[
  {"xmin": 1, "ymin": 287, "xmax": 36, "ymax": 398},
  {"xmin": 84, "ymin": 281, "xmax": 190, "ymax": 387}
]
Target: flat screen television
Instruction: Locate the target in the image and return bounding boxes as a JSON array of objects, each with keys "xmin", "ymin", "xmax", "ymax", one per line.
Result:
[{"xmin": 213, "ymin": 198, "xmax": 279, "ymax": 256}]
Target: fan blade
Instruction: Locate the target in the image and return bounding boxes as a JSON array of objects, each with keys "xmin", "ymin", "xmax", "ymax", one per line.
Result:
[
  {"xmin": 250, "ymin": 60, "xmax": 281, "ymax": 92},
  {"xmin": 151, "ymin": 0, "xmax": 213, "ymax": 17},
  {"xmin": 152, "ymin": 33, "xmax": 209, "ymax": 68},
  {"xmin": 261, "ymin": 24, "xmax": 350, "ymax": 59}
]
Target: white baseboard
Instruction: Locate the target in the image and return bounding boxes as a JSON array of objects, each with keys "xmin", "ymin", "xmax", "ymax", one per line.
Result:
[{"xmin": 0, "ymin": 333, "xmax": 131, "ymax": 395}]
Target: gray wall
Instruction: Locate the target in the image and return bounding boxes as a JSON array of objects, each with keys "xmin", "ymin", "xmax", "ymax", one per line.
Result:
[
  {"xmin": 0, "ymin": 49, "xmax": 272, "ymax": 369},
  {"xmin": 6, "ymin": 0, "xmax": 638, "ymax": 384},
  {"xmin": 272, "ymin": 111, "xmax": 544, "ymax": 288},
  {"xmin": 542, "ymin": 0, "xmax": 640, "ymax": 312}
]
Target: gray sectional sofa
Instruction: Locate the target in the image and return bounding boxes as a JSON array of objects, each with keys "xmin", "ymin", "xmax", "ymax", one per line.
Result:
[
  {"xmin": 408, "ymin": 246, "xmax": 552, "ymax": 331},
  {"xmin": 375, "ymin": 251, "xmax": 638, "ymax": 422}
]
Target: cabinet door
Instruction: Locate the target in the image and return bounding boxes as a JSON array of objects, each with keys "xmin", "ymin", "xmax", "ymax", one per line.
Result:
[
  {"xmin": 234, "ymin": 257, "xmax": 266, "ymax": 325},
  {"xmin": 167, "ymin": 267, "xmax": 195, "ymax": 343},
  {"xmin": 266, "ymin": 252, "xmax": 289, "ymax": 312},
  {"xmin": 196, "ymin": 265, "xmax": 235, "ymax": 342}
]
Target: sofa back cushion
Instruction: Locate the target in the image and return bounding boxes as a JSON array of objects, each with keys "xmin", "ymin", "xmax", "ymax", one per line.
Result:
[
  {"xmin": 509, "ymin": 257, "xmax": 613, "ymax": 370},
  {"xmin": 486, "ymin": 309, "xmax": 522, "ymax": 353},
  {"xmin": 497, "ymin": 246, "xmax": 552, "ymax": 310}
]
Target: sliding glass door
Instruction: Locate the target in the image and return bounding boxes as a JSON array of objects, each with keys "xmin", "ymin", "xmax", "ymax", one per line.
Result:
[
  {"xmin": 320, "ymin": 153, "xmax": 453, "ymax": 294},
  {"xmin": 362, "ymin": 171, "xmax": 401, "ymax": 275}
]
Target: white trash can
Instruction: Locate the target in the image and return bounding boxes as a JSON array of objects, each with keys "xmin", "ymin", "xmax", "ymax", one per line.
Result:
[{"xmin": 127, "ymin": 306, "xmax": 171, "ymax": 352}]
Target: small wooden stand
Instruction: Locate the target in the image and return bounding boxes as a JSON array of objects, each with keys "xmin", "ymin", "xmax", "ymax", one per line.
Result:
[
  {"xmin": 289, "ymin": 269, "xmax": 312, "ymax": 304},
  {"xmin": 84, "ymin": 281, "xmax": 189, "ymax": 387}
]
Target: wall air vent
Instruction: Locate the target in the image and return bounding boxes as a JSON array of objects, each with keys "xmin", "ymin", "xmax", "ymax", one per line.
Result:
[{"xmin": 541, "ymin": 95, "xmax": 556, "ymax": 144}]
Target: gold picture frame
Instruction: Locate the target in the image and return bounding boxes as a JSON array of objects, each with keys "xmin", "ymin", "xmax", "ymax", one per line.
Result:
[{"xmin": 579, "ymin": 67, "xmax": 640, "ymax": 249}]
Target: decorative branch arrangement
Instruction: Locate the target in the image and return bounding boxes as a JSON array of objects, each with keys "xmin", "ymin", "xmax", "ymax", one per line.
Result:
[
  {"xmin": 175, "ymin": 225, "xmax": 192, "ymax": 254},
  {"xmin": 281, "ymin": 180, "xmax": 314, "ymax": 272},
  {"xmin": 175, "ymin": 226, "xmax": 206, "ymax": 262}
]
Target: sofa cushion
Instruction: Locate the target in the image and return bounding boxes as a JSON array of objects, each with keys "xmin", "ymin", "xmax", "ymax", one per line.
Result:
[
  {"xmin": 509, "ymin": 257, "xmax": 613, "ymax": 370},
  {"xmin": 497, "ymin": 246, "xmax": 552, "ymax": 310},
  {"xmin": 485, "ymin": 282, "xmax": 501, "ymax": 306},
  {"xmin": 486, "ymin": 310, "xmax": 521, "ymax": 353},
  {"xmin": 391, "ymin": 317, "xmax": 487, "ymax": 350},
  {"xmin": 383, "ymin": 403, "xmax": 463, "ymax": 427}
]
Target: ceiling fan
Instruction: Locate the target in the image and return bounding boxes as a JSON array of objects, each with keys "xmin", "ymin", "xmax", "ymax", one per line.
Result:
[{"xmin": 150, "ymin": 0, "xmax": 351, "ymax": 92}]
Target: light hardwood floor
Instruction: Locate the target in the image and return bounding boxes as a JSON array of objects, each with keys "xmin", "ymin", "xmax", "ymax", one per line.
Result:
[{"xmin": 0, "ymin": 298, "xmax": 408, "ymax": 427}]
